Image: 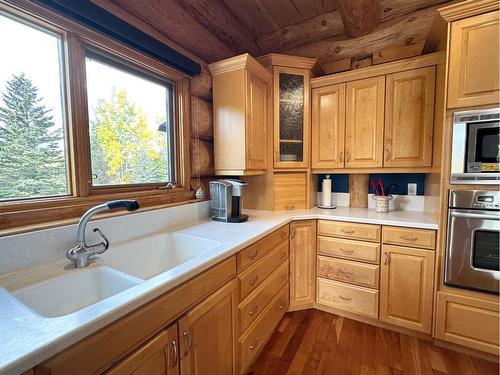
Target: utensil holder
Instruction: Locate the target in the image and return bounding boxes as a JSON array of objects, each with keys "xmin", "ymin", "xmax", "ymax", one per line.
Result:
[{"xmin": 372, "ymin": 195, "xmax": 393, "ymax": 213}]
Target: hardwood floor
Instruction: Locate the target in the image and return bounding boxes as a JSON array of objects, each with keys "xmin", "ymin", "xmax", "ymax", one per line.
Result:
[{"xmin": 247, "ymin": 309, "xmax": 499, "ymax": 375}]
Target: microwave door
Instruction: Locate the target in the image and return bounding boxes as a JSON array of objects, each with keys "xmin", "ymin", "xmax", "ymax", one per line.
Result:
[{"xmin": 467, "ymin": 121, "xmax": 500, "ymax": 172}]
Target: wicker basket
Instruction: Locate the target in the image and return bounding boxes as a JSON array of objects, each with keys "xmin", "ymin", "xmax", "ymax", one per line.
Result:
[{"xmin": 372, "ymin": 195, "xmax": 393, "ymax": 213}]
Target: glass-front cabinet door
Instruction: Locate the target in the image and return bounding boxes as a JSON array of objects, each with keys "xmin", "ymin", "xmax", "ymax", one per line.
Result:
[{"xmin": 274, "ymin": 67, "xmax": 310, "ymax": 168}]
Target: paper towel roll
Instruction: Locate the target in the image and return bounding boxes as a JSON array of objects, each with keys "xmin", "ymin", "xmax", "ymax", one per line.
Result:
[{"xmin": 321, "ymin": 175, "xmax": 332, "ymax": 207}]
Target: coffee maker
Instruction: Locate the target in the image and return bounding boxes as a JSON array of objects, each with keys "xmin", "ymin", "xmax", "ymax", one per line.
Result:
[{"xmin": 209, "ymin": 179, "xmax": 248, "ymax": 222}]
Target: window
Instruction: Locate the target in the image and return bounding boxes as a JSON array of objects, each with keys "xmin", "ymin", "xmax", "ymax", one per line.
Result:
[
  {"xmin": 0, "ymin": 2, "xmax": 192, "ymax": 232},
  {"xmin": 0, "ymin": 11, "xmax": 69, "ymax": 200},
  {"xmin": 85, "ymin": 53, "xmax": 175, "ymax": 187}
]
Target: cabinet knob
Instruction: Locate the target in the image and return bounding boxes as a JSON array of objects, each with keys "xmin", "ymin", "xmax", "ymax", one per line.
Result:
[
  {"xmin": 249, "ymin": 274, "xmax": 259, "ymax": 287},
  {"xmin": 249, "ymin": 337, "xmax": 260, "ymax": 351},
  {"xmin": 248, "ymin": 249, "xmax": 259, "ymax": 260},
  {"xmin": 249, "ymin": 305, "xmax": 259, "ymax": 316}
]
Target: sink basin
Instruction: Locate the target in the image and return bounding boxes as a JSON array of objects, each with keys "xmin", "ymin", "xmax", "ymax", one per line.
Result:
[
  {"xmin": 12, "ymin": 266, "xmax": 142, "ymax": 318},
  {"xmin": 100, "ymin": 232, "xmax": 220, "ymax": 279}
]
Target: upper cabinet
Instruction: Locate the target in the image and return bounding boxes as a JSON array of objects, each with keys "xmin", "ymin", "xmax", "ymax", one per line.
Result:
[
  {"xmin": 345, "ymin": 76, "xmax": 385, "ymax": 168},
  {"xmin": 384, "ymin": 67, "xmax": 435, "ymax": 167},
  {"xmin": 257, "ymin": 54, "xmax": 317, "ymax": 169},
  {"xmin": 209, "ymin": 54, "xmax": 271, "ymax": 176},
  {"xmin": 310, "ymin": 54, "xmax": 442, "ymax": 171},
  {"xmin": 311, "ymin": 84, "xmax": 346, "ymax": 169},
  {"xmin": 446, "ymin": 10, "xmax": 500, "ymax": 108}
]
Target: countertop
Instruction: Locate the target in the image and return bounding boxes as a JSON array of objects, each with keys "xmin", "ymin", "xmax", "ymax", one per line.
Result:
[{"xmin": 0, "ymin": 207, "xmax": 438, "ymax": 375}]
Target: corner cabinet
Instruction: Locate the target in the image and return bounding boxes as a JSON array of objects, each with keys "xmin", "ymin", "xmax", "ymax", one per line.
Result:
[
  {"xmin": 446, "ymin": 10, "xmax": 500, "ymax": 108},
  {"xmin": 209, "ymin": 54, "xmax": 271, "ymax": 176}
]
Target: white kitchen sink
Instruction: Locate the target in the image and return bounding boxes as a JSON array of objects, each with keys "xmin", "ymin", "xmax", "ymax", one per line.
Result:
[
  {"xmin": 11, "ymin": 266, "xmax": 142, "ymax": 318},
  {"xmin": 99, "ymin": 232, "xmax": 220, "ymax": 279}
]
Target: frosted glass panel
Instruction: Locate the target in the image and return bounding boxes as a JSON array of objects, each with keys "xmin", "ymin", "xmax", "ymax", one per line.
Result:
[{"xmin": 279, "ymin": 73, "xmax": 304, "ymax": 162}]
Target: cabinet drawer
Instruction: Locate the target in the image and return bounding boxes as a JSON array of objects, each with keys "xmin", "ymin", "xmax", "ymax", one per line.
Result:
[
  {"xmin": 318, "ymin": 220, "xmax": 380, "ymax": 242},
  {"xmin": 239, "ymin": 261, "xmax": 289, "ymax": 334},
  {"xmin": 238, "ymin": 241, "xmax": 288, "ymax": 300},
  {"xmin": 273, "ymin": 172, "xmax": 307, "ymax": 210},
  {"xmin": 317, "ymin": 277, "xmax": 378, "ymax": 318},
  {"xmin": 317, "ymin": 256, "xmax": 379, "ymax": 289},
  {"xmin": 382, "ymin": 226, "xmax": 436, "ymax": 249},
  {"xmin": 237, "ymin": 225, "xmax": 289, "ymax": 272},
  {"xmin": 436, "ymin": 292, "xmax": 499, "ymax": 355},
  {"xmin": 239, "ymin": 285, "xmax": 289, "ymax": 373},
  {"xmin": 318, "ymin": 236, "xmax": 380, "ymax": 264}
]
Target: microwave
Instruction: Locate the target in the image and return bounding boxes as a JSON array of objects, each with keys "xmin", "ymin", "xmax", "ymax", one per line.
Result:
[{"xmin": 451, "ymin": 108, "xmax": 500, "ymax": 184}]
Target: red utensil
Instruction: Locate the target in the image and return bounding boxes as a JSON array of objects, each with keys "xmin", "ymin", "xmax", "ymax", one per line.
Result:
[
  {"xmin": 371, "ymin": 179, "xmax": 379, "ymax": 196},
  {"xmin": 378, "ymin": 177, "xmax": 385, "ymax": 196}
]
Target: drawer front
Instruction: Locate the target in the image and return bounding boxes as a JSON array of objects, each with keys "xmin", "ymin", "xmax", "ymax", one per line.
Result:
[
  {"xmin": 273, "ymin": 172, "xmax": 307, "ymax": 210},
  {"xmin": 317, "ymin": 277, "xmax": 379, "ymax": 318},
  {"xmin": 239, "ymin": 241, "xmax": 289, "ymax": 300},
  {"xmin": 239, "ymin": 285, "xmax": 289, "ymax": 373},
  {"xmin": 237, "ymin": 225, "xmax": 289, "ymax": 272},
  {"xmin": 318, "ymin": 220, "xmax": 381, "ymax": 242},
  {"xmin": 317, "ymin": 256, "xmax": 379, "ymax": 289},
  {"xmin": 239, "ymin": 261, "xmax": 289, "ymax": 334},
  {"xmin": 318, "ymin": 236, "xmax": 380, "ymax": 264},
  {"xmin": 436, "ymin": 292, "xmax": 499, "ymax": 355},
  {"xmin": 382, "ymin": 226, "xmax": 436, "ymax": 249}
]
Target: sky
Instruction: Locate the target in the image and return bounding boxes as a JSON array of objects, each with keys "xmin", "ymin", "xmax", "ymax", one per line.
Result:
[{"xmin": 0, "ymin": 11, "xmax": 170, "ymax": 135}]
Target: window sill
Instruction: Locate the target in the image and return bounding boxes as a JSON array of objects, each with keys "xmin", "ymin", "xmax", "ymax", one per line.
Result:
[{"xmin": 0, "ymin": 188, "xmax": 197, "ymax": 236}]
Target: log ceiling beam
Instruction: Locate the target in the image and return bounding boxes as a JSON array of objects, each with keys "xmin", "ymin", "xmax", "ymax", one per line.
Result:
[{"xmin": 335, "ymin": 0, "xmax": 379, "ymax": 37}]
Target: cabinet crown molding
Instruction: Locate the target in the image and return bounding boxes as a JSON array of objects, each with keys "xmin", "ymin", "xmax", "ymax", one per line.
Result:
[
  {"xmin": 208, "ymin": 53, "xmax": 271, "ymax": 83},
  {"xmin": 256, "ymin": 53, "xmax": 318, "ymax": 70},
  {"xmin": 438, "ymin": 0, "xmax": 500, "ymax": 22}
]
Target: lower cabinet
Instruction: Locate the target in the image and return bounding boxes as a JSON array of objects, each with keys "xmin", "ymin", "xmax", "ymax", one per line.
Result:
[
  {"xmin": 178, "ymin": 279, "xmax": 238, "ymax": 375},
  {"xmin": 379, "ymin": 245, "xmax": 434, "ymax": 333},
  {"xmin": 106, "ymin": 324, "xmax": 179, "ymax": 375},
  {"xmin": 290, "ymin": 220, "xmax": 317, "ymax": 309}
]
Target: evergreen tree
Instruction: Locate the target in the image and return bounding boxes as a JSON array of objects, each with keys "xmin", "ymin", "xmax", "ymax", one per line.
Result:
[{"xmin": 0, "ymin": 74, "xmax": 67, "ymax": 199}]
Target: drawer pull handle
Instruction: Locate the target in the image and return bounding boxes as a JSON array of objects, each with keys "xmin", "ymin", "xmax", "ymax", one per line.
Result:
[
  {"xmin": 183, "ymin": 330, "xmax": 192, "ymax": 356},
  {"xmin": 290, "ymin": 227, "xmax": 296, "ymax": 239},
  {"xmin": 249, "ymin": 305, "xmax": 259, "ymax": 316},
  {"xmin": 249, "ymin": 275, "xmax": 259, "ymax": 287},
  {"xmin": 279, "ymin": 301, "xmax": 286, "ymax": 310},
  {"xmin": 384, "ymin": 252, "xmax": 389, "ymax": 265},
  {"xmin": 248, "ymin": 250, "xmax": 259, "ymax": 260},
  {"xmin": 249, "ymin": 337, "xmax": 260, "ymax": 351},
  {"xmin": 400, "ymin": 235, "xmax": 418, "ymax": 242},
  {"xmin": 279, "ymin": 273, "xmax": 287, "ymax": 282},
  {"xmin": 340, "ymin": 248, "xmax": 354, "ymax": 255},
  {"xmin": 280, "ymin": 250, "xmax": 287, "ymax": 259},
  {"xmin": 340, "ymin": 229, "xmax": 354, "ymax": 234},
  {"xmin": 170, "ymin": 340, "xmax": 178, "ymax": 368},
  {"xmin": 285, "ymin": 205, "xmax": 295, "ymax": 210},
  {"xmin": 281, "ymin": 231, "xmax": 288, "ymax": 240},
  {"xmin": 338, "ymin": 294, "xmax": 352, "ymax": 301}
]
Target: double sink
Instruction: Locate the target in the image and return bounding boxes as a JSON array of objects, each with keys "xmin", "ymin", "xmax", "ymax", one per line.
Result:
[{"xmin": 8, "ymin": 232, "xmax": 220, "ymax": 318}]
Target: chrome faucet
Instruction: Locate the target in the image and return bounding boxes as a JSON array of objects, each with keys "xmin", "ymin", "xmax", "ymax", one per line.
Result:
[{"xmin": 66, "ymin": 200, "xmax": 140, "ymax": 268}]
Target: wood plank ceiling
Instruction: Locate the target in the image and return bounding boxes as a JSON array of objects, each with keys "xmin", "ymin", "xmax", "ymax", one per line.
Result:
[{"xmin": 95, "ymin": 0, "xmax": 452, "ymax": 71}]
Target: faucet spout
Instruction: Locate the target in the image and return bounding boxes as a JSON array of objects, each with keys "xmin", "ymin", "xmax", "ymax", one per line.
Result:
[{"xmin": 67, "ymin": 200, "xmax": 140, "ymax": 268}]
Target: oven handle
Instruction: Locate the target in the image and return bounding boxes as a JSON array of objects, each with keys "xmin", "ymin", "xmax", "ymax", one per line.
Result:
[{"xmin": 450, "ymin": 211, "xmax": 500, "ymax": 221}]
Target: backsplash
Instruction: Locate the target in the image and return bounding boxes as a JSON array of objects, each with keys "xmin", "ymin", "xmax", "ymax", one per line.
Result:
[{"xmin": 317, "ymin": 174, "xmax": 426, "ymax": 195}]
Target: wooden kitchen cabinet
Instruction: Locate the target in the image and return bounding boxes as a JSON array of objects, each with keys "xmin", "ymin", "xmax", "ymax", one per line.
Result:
[
  {"xmin": 178, "ymin": 279, "xmax": 238, "ymax": 375},
  {"xmin": 379, "ymin": 245, "xmax": 434, "ymax": 333},
  {"xmin": 345, "ymin": 76, "xmax": 385, "ymax": 168},
  {"xmin": 209, "ymin": 54, "xmax": 271, "ymax": 176},
  {"xmin": 447, "ymin": 11, "xmax": 500, "ymax": 108},
  {"xmin": 106, "ymin": 324, "xmax": 179, "ymax": 375},
  {"xmin": 311, "ymin": 84, "xmax": 346, "ymax": 169},
  {"xmin": 384, "ymin": 67, "xmax": 435, "ymax": 167},
  {"xmin": 290, "ymin": 220, "xmax": 317, "ymax": 309}
]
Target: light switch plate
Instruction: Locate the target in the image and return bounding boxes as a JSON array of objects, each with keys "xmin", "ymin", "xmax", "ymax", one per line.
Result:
[{"xmin": 408, "ymin": 183, "xmax": 417, "ymax": 196}]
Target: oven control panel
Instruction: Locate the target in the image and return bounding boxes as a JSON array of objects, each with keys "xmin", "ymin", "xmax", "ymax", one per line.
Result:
[{"xmin": 449, "ymin": 190, "xmax": 500, "ymax": 210}]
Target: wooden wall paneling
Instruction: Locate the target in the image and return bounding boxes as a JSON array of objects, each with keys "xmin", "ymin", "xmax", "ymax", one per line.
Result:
[
  {"xmin": 373, "ymin": 41, "xmax": 425, "ymax": 65},
  {"xmin": 190, "ymin": 70, "xmax": 212, "ymax": 101},
  {"xmin": 350, "ymin": 55, "xmax": 373, "ymax": 70},
  {"xmin": 321, "ymin": 58, "xmax": 352, "ymax": 75},
  {"xmin": 190, "ymin": 96, "xmax": 213, "ymax": 141},
  {"xmin": 190, "ymin": 138, "xmax": 214, "ymax": 177},
  {"xmin": 335, "ymin": 0, "xmax": 379, "ymax": 37}
]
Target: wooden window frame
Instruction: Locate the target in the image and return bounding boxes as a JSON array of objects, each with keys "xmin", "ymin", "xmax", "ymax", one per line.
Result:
[{"xmin": 0, "ymin": 0, "xmax": 194, "ymax": 234}]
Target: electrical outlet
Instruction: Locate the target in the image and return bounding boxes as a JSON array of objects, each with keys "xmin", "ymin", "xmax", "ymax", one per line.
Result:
[{"xmin": 408, "ymin": 183, "xmax": 417, "ymax": 196}]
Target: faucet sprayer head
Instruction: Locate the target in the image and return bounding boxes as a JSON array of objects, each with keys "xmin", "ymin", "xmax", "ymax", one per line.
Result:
[{"xmin": 107, "ymin": 200, "xmax": 140, "ymax": 212}]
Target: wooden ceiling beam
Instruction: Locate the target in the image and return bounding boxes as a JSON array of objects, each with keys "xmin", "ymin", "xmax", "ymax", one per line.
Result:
[
  {"xmin": 285, "ymin": 5, "xmax": 442, "ymax": 66},
  {"xmin": 335, "ymin": 0, "xmax": 379, "ymax": 37},
  {"xmin": 256, "ymin": 10, "xmax": 344, "ymax": 54},
  {"xmin": 174, "ymin": 0, "xmax": 262, "ymax": 57}
]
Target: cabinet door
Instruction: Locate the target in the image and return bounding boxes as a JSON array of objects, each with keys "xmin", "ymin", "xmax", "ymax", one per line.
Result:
[
  {"xmin": 311, "ymin": 84, "xmax": 346, "ymax": 169},
  {"xmin": 246, "ymin": 71, "xmax": 268, "ymax": 171},
  {"xmin": 274, "ymin": 67, "xmax": 310, "ymax": 169},
  {"xmin": 290, "ymin": 220, "xmax": 317, "ymax": 309},
  {"xmin": 380, "ymin": 245, "xmax": 434, "ymax": 333},
  {"xmin": 106, "ymin": 324, "xmax": 179, "ymax": 375},
  {"xmin": 178, "ymin": 279, "xmax": 237, "ymax": 375},
  {"xmin": 448, "ymin": 11, "xmax": 500, "ymax": 108},
  {"xmin": 345, "ymin": 76, "xmax": 385, "ymax": 168},
  {"xmin": 384, "ymin": 67, "xmax": 435, "ymax": 167}
]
